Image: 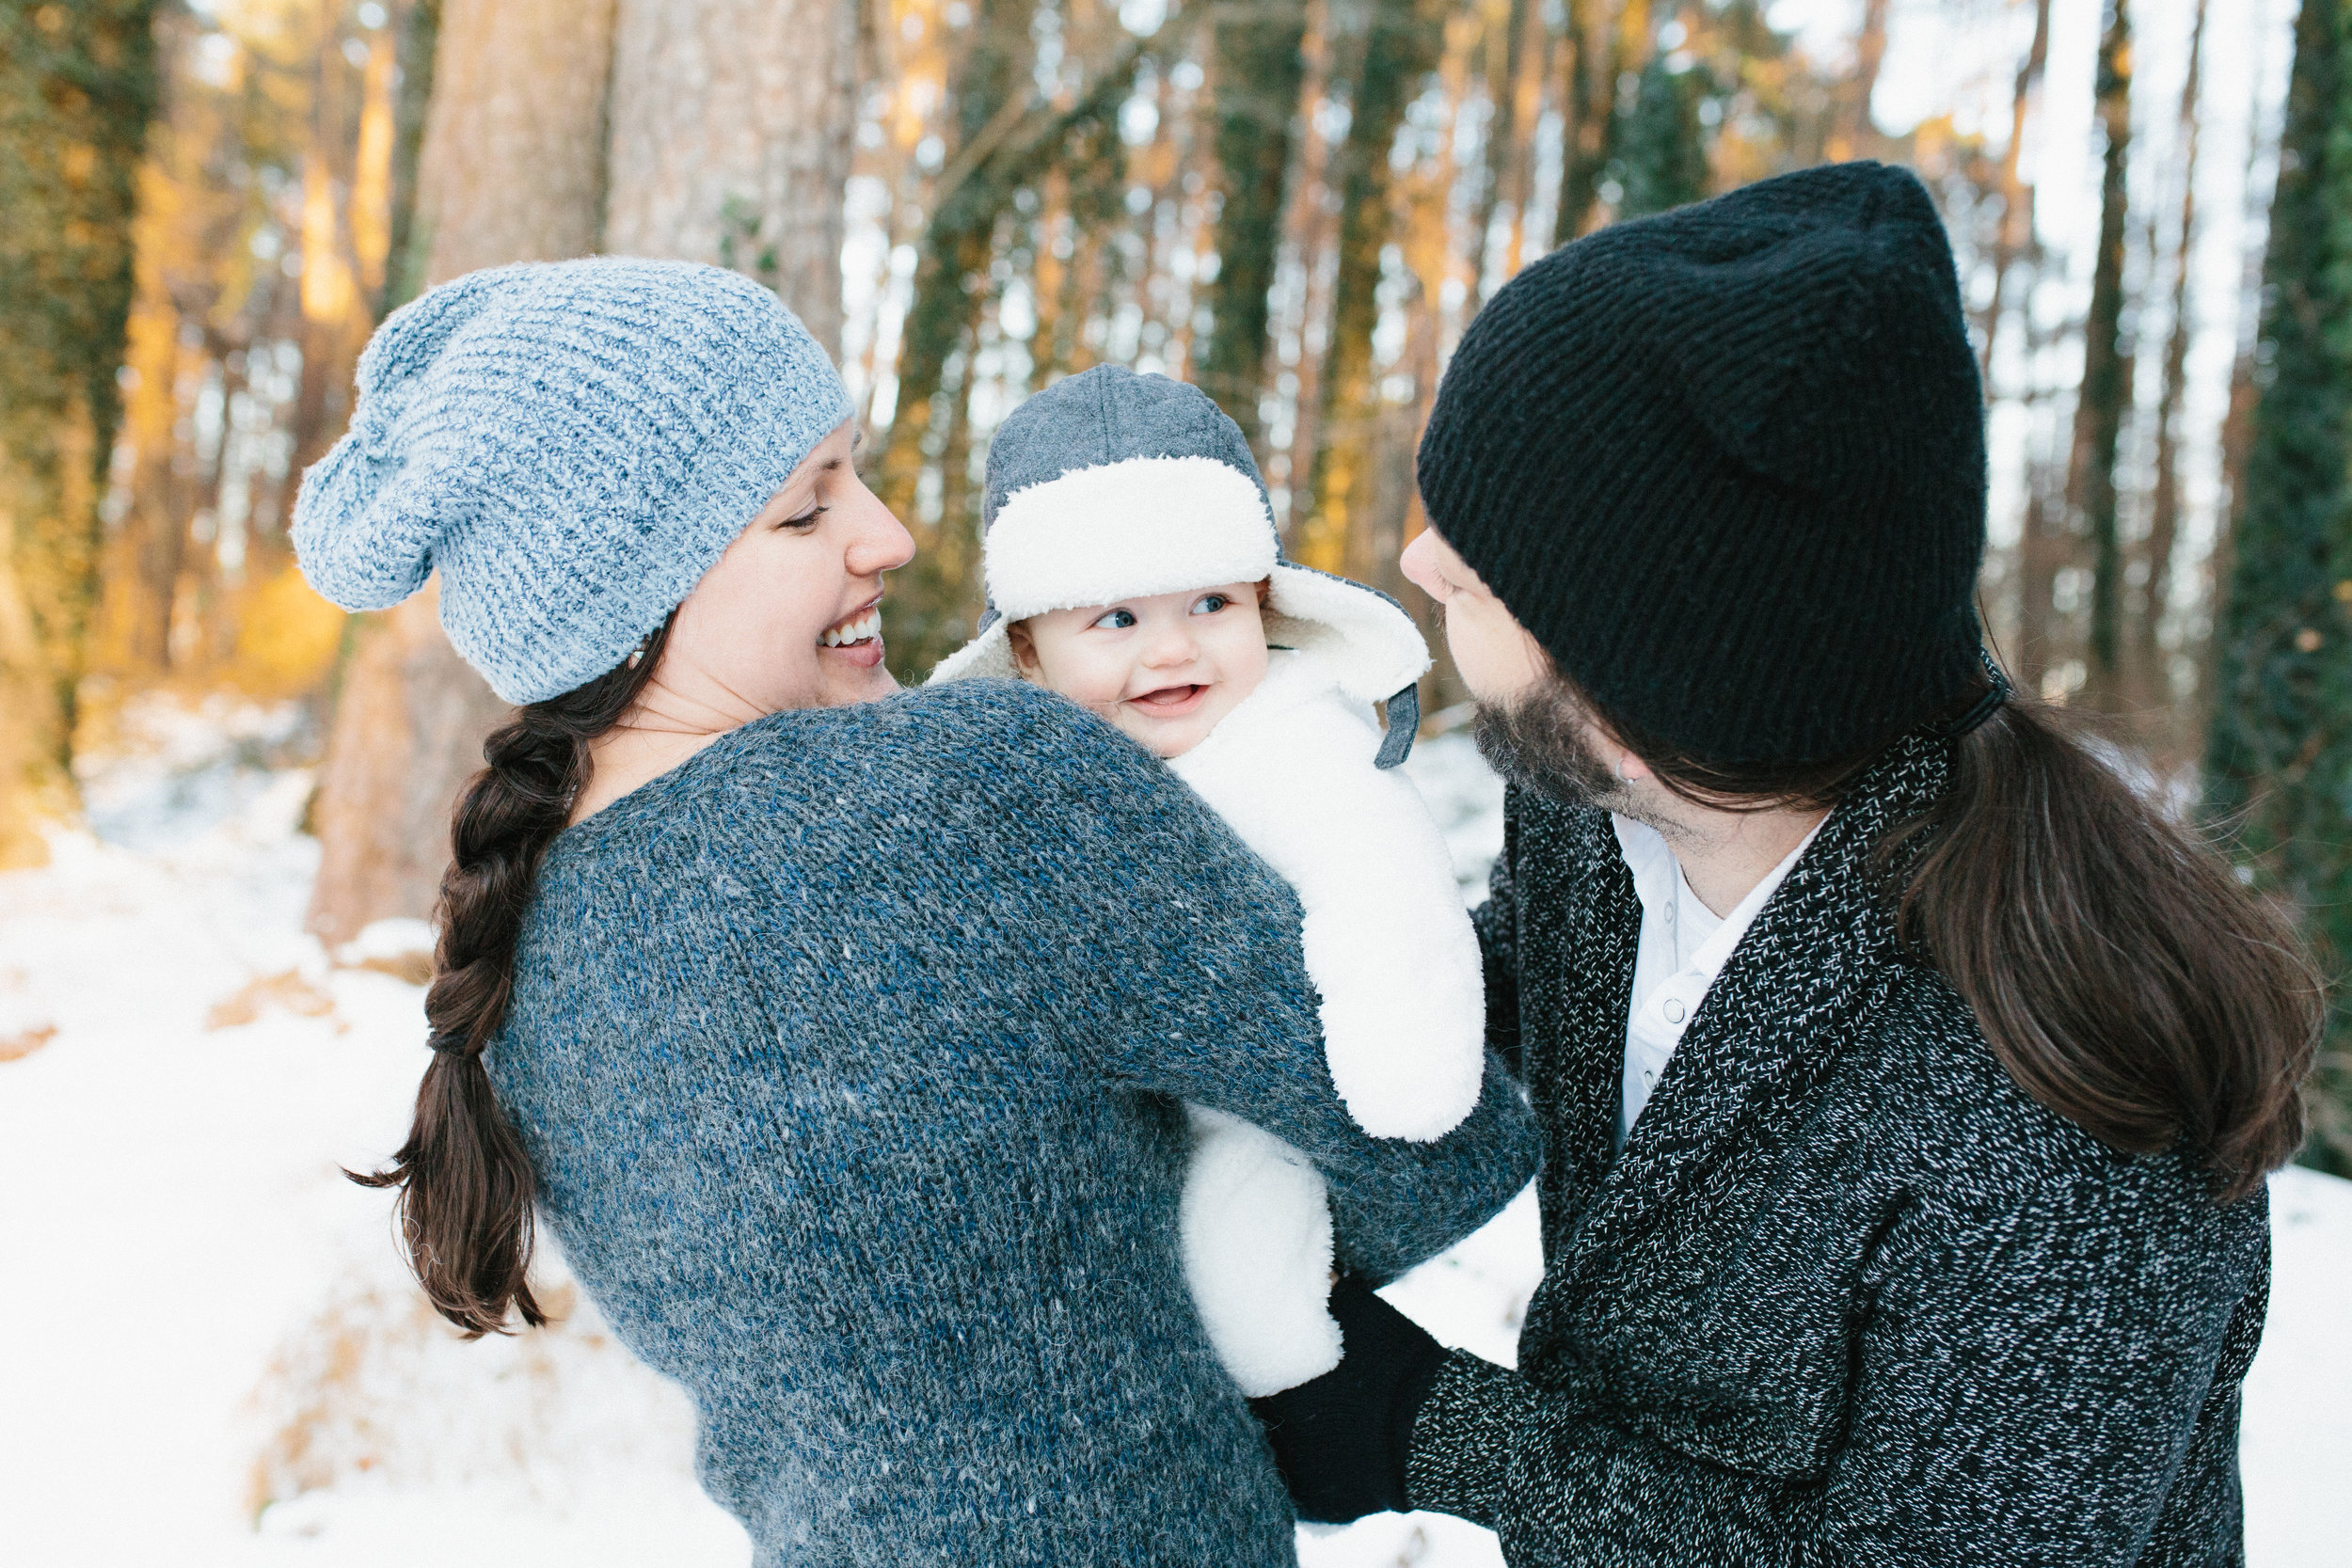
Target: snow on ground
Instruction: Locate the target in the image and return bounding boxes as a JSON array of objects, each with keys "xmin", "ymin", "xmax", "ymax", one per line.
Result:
[{"xmin": 0, "ymin": 701, "xmax": 2344, "ymax": 1566}]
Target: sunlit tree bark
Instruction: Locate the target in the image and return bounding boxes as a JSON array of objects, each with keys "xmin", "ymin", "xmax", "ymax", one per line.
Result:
[
  {"xmin": 603, "ymin": 0, "xmax": 861, "ymax": 354},
  {"xmin": 305, "ymin": 0, "xmax": 617, "ymax": 943},
  {"xmin": 1828, "ymin": 0, "xmax": 1887, "ymax": 161},
  {"xmin": 1198, "ymin": 0, "xmax": 1310, "ymax": 447},
  {"xmin": 1297, "ymin": 0, "xmax": 1448, "ymax": 574}
]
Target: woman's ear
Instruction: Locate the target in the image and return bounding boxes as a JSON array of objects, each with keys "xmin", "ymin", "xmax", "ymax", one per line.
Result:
[{"xmin": 1006, "ymin": 619, "xmax": 1040, "ymax": 675}]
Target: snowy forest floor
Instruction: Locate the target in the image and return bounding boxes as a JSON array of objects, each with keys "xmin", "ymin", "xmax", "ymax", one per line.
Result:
[{"xmin": 3, "ymin": 696, "xmax": 2347, "ymax": 1567}]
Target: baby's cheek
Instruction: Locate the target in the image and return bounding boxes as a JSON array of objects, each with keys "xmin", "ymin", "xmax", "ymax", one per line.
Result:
[{"xmin": 1059, "ymin": 652, "xmax": 1136, "ymax": 708}]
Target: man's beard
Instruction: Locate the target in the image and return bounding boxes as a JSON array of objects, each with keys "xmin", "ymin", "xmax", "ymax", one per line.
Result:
[{"xmin": 1472, "ymin": 682, "xmax": 1636, "ymax": 813}]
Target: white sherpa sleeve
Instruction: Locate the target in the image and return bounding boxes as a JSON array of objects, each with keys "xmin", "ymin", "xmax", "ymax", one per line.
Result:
[
  {"xmin": 1178, "ymin": 1103, "xmax": 1343, "ymax": 1397},
  {"xmin": 1173, "ymin": 682, "xmax": 1486, "ymax": 1142}
]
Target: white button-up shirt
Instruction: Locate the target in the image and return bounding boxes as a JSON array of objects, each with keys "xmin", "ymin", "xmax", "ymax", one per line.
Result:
[{"xmin": 1612, "ymin": 814, "xmax": 1825, "ymax": 1150}]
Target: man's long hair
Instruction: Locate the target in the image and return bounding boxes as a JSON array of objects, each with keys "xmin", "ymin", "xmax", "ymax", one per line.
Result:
[{"xmin": 1476, "ymin": 666, "xmax": 2320, "ymax": 1203}]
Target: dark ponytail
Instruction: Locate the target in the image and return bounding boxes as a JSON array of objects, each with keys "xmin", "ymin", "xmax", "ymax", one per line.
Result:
[
  {"xmin": 1880, "ymin": 694, "xmax": 2319, "ymax": 1201},
  {"xmin": 1577, "ymin": 668, "xmax": 2321, "ymax": 1203},
  {"xmin": 352, "ymin": 619, "xmax": 671, "ymax": 1336}
]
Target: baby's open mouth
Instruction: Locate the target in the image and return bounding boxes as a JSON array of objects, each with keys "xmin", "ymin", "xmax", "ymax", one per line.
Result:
[
  {"xmin": 819, "ymin": 606, "xmax": 882, "ymax": 648},
  {"xmin": 1130, "ymin": 683, "xmax": 1207, "ymax": 713}
]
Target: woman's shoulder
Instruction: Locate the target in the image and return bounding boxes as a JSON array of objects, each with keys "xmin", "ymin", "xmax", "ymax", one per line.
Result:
[{"xmin": 552, "ymin": 678, "xmax": 1216, "ymax": 881}]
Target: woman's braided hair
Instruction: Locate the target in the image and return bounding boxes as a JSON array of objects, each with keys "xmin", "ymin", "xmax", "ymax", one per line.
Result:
[{"xmin": 351, "ymin": 617, "xmax": 672, "ymax": 1336}]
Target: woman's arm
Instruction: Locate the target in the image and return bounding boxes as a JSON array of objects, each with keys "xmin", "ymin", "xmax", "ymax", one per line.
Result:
[{"xmin": 1000, "ymin": 684, "xmax": 1539, "ymax": 1283}]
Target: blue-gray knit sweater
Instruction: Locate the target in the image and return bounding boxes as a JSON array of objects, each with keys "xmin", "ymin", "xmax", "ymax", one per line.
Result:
[{"xmin": 488, "ymin": 678, "xmax": 1540, "ymax": 1565}]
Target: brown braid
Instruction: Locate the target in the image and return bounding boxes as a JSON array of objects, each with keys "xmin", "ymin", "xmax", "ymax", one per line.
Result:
[{"xmin": 351, "ymin": 617, "xmax": 672, "ymax": 1336}]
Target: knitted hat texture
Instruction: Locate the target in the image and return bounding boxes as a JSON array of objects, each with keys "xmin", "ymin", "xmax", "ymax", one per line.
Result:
[
  {"xmin": 293, "ymin": 258, "xmax": 852, "ymax": 705},
  {"xmin": 930, "ymin": 366, "xmax": 1432, "ymax": 765},
  {"xmin": 1417, "ymin": 161, "xmax": 1988, "ymax": 766}
]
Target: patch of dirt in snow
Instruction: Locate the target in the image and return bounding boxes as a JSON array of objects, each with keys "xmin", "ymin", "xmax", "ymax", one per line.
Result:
[{"xmin": 4, "ymin": 708, "xmax": 2346, "ymax": 1567}]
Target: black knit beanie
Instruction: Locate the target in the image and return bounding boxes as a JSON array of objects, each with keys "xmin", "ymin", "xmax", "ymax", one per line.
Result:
[{"xmin": 1417, "ymin": 160, "xmax": 1988, "ymax": 767}]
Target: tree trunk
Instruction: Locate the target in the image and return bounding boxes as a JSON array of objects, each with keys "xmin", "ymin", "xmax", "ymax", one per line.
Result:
[
  {"xmin": 410, "ymin": 0, "xmax": 616, "ymax": 281},
  {"xmin": 603, "ymin": 0, "xmax": 861, "ymax": 354},
  {"xmin": 0, "ymin": 0, "xmax": 161, "ymax": 863},
  {"xmin": 2204, "ymin": 0, "xmax": 2352, "ymax": 1173},
  {"xmin": 2072, "ymin": 0, "xmax": 2134, "ymax": 710},
  {"xmin": 1198, "ymin": 0, "xmax": 1311, "ymax": 447},
  {"xmin": 304, "ymin": 0, "xmax": 617, "ymax": 942},
  {"xmin": 279, "ymin": 37, "xmax": 374, "ymax": 554},
  {"xmin": 306, "ymin": 589, "xmax": 516, "ymax": 946},
  {"xmin": 1470, "ymin": 0, "xmax": 1535, "ymax": 302},
  {"xmin": 1297, "ymin": 0, "xmax": 1449, "ymax": 574},
  {"xmin": 867, "ymin": 0, "xmax": 1033, "ymax": 681},
  {"xmin": 1978, "ymin": 0, "xmax": 2054, "ymax": 384},
  {"xmin": 2137, "ymin": 0, "xmax": 2205, "ymax": 731},
  {"xmin": 1554, "ymin": 0, "xmax": 1645, "ymax": 245},
  {"xmin": 1829, "ymin": 0, "xmax": 1888, "ymax": 161},
  {"xmin": 379, "ymin": 0, "xmax": 441, "ymax": 320}
]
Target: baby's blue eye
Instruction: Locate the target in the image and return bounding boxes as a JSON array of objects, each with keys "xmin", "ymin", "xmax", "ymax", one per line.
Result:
[
  {"xmin": 1091, "ymin": 608, "xmax": 1137, "ymax": 630},
  {"xmin": 1191, "ymin": 594, "xmax": 1232, "ymax": 615}
]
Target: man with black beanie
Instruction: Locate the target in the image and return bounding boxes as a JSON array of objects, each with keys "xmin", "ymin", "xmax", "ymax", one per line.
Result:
[{"xmin": 1248, "ymin": 162, "xmax": 2296, "ymax": 1565}]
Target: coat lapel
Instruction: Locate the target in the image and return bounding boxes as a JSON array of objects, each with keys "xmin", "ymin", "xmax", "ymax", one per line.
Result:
[
  {"xmin": 1523, "ymin": 804, "xmax": 1641, "ymax": 1230},
  {"xmin": 1543, "ymin": 736, "xmax": 1952, "ymax": 1291}
]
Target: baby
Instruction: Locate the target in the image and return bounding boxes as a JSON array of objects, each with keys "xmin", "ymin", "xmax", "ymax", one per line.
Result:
[{"xmin": 932, "ymin": 365, "xmax": 1485, "ymax": 1397}]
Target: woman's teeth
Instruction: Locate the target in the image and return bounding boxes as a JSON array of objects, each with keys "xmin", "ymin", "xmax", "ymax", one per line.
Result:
[{"xmin": 820, "ymin": 610, "xmax": 882, "ymax": 648}]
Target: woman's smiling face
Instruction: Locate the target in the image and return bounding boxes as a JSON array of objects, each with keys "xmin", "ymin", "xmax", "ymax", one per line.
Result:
[{"xmin": 655, "ymin": 420, "xmax": 915, "ymax": 721}]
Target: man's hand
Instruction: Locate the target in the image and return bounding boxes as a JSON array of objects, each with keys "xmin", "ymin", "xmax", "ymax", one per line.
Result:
[{"xmin": 1248, "ymin": 1275, "xmax": 1449, "ymax": 1523}]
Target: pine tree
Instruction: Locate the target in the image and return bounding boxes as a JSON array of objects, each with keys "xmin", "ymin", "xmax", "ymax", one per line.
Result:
[
  {"xmin": 2205, "ymin": 0, "xmax": 2352, "ymax": 1172},
  {"xmin": 0, "ymin": 0, "xmax": 161, "ymax": 862},
  {"xmin": 1613, "ymin": 55, "xmax": 1707, "ymax": 218}
]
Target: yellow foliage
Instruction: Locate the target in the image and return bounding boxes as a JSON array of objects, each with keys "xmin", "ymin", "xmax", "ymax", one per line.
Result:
[{"xmin": 230, "ymin": 566, "xmax": 349, "ymax": 698}]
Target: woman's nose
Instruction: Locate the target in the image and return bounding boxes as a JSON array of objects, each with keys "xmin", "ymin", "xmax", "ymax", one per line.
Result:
[{"xmin": 844, "ymin": 485, "xmax": 916, "ymax": 577}]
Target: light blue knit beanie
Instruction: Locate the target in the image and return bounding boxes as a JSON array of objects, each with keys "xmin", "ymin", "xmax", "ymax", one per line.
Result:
[{"xmin": 293, "ymin": 258, "xmax": 853, "ymax": 704}]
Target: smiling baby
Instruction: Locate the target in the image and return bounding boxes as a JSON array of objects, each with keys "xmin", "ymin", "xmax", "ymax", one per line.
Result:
[{"xmin": 930, "ymin": 365, "xmax": 1486, "ymax": 1398}]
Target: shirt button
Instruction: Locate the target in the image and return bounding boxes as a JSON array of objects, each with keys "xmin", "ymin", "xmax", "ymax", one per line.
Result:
[
  {"xmin": 1662, "ymin": 904, "xmax": 1676, "ymax": 925},
  {"xmin": 1662, "ymin": 998, "xmax": 1687, "ymax": 1024}
]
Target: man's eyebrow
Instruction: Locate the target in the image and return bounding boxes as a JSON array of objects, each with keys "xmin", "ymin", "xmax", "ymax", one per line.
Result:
[{"xmin": 850, "ymin": 428, "xmax": 867, "ymax": 453}]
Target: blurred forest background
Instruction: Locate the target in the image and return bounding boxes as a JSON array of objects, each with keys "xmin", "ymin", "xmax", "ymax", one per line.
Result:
[{"xmin": 3, "ymin": 0, "xmax": 2349, "ymax": 1166}]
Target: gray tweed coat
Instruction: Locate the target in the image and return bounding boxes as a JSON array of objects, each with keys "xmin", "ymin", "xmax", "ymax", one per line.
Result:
[{"xmin": 1406, "ymin": 733, "xmax": 2269, "ymax": 1566}]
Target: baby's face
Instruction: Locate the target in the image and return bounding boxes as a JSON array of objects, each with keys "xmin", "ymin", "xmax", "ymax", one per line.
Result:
[{"xmin": 1011, "ymin": 582, "xmax": 1270, "ymax": 757}]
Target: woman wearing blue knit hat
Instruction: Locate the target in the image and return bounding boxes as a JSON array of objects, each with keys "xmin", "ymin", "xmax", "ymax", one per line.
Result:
[{"xmin": 294, "ymin": 257, "xmax": 1537, "ymax": 1564}]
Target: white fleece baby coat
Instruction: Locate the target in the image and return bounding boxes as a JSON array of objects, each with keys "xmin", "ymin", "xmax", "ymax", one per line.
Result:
[
  {"xmin": 1167, "ymin": 645, "xmax": 1485, "ymax": 1394},
  {"xmin": 930, "ymin": 364, "xmax": 1486, "ymax": 1396}
]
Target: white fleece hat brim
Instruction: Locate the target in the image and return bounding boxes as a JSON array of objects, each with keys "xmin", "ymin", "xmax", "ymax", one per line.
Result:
[{"xmin": 927, "ymin": 454, "xmax": 1429, "ymax": 705}]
